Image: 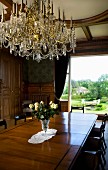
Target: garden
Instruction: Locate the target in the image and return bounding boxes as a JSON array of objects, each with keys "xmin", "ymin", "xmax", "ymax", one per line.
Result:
[{"xmin": 61, "ymin": 74, "xmax": 108, "ymax": 114}]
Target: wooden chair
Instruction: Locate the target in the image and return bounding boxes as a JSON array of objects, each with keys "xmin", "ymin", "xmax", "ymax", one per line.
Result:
[
  {"xmin": 22, "ymin": 100, "xmax": 33, "ymax": 118},
  {"xmin": 14, "ymin": 100, "xmax": 33, "ymax": 125},
  {"xmin": 73, "ymin": 150, "xmax": 101, "ymax": 170},
  {"xmin": 90, "ymin": 113, "xmax": 108, "ymax": 152},
  {"xmin": 83, "ymin": 136, "xmax": 106, "ymax": 168},
  {"xmin": 81, "ymin": 150, "xmax": 103, "ymax": 170},
  {"xmin": 14, "ymin": 114, "xmax": 26, "ymax": 125},
  {"xmin": 71, "ymin": 106, "xmax": 84, "ymax": 113},
  {"xmin": 0, "ymin": 119, "xmax": 7, "ymax": 129}
]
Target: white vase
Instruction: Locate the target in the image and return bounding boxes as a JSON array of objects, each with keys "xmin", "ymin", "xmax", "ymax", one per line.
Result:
[{"xmin": 40, "ymin": 119, "xmax": 50, "ymax": 133}]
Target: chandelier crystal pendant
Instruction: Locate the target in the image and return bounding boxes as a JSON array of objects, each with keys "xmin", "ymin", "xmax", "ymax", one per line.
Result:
[{"xmin": 0, "ymin": 0, "xmax": 76, "ymax": 62}]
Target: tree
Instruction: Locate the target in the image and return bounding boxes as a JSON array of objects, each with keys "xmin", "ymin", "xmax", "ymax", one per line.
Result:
[
  {"xmin": 62, "ymin": 74, "xmax": 108, "ymax": 101},
  {"xmin": 77, "ymin": 79, "xmax": 92, "ymax": 89},
  {"xmin": 63, "ymin": 82, "xmax": 68, "ymax": 94},
  {"xmin": 97, "ymin": 74, "xmax": 108, "ymax": 98}
]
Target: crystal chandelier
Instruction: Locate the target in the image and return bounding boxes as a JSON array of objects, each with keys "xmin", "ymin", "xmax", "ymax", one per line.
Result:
[{"xmin": 0, "ymin": 0, "xmax": 76, "ymax": 62}]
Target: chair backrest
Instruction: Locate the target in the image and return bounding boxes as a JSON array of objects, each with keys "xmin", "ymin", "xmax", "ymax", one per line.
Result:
[
  {"xmin": 95, "ymin": 113, "xmax": 108, "ymax": 138},
  {"xmin": 101, "ymin": 113, "xmax": 108, "ymax": 132},
  {"xmin": 29, "ymin": 94, "xmax": 50, "ymax": 105},
  {"xmin": 0, "ymin": 119, "xmax": 7, "ymax": 129},
  {"xmin": 84, "ymin": 136, "xmax": 101, "ymax": 151},
  {"xmin": 75, "ymin": 150, "xmax": 100, "ymax": 170},
  {"xmin": 71, "ymin": 106, "xmax": 84, "ymax": 113},
  {"xmin": 82, "ymin": 150, "xmax": 101, "ymax": 170},
  {"xmin": 22, "ymin": 100, "xmax": 33, "ymax": 116}
]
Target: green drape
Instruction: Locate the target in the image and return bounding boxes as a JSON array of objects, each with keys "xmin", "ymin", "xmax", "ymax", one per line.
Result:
[{"xmin": 54, "ymin": 53, "xmax": 70, "ymax": 105}]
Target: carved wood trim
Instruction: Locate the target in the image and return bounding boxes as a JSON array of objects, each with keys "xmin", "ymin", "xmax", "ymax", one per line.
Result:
[{"xmin": 66, "ymin": 10, "xmax": 108, "ymax": 27}]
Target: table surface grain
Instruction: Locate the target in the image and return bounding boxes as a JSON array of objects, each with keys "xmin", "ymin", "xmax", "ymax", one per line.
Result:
[{"xmin": 0, "ymin": 112, "xmax": 97, "ymax": 170}]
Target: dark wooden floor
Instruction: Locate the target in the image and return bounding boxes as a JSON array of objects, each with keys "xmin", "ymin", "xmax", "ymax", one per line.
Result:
[{"xmin": 0, "ymin": 117, "xmax": 108, "ymax": 170}]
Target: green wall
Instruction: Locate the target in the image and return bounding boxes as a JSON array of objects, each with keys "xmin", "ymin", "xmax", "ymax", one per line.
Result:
[{"xmin": 23, "ymin": 58, "xmax": 54, "ymax": 83}]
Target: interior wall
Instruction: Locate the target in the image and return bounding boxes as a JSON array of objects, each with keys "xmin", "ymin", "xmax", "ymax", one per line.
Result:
[{"xmin": 23, "ymin": 58, "xmax": 54, "ymax": 83}]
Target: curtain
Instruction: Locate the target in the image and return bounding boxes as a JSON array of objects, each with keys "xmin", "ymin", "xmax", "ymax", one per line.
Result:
[{"xmin": 54, "ymin": 53, "xmax": 70, "ymax": 104}]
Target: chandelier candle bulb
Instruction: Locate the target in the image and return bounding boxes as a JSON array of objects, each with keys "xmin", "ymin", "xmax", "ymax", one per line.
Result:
[
  {"xmin": 44, "ymin": 4, "xmax": 46, "ymax": 17},
  {"xmin": 2, "ymin": 8, "xmax": 5, "ymax": 22},
  {"xmin": 42, "ymin": 0, "xmax": 44, "ymax": 13},
  {"xmin": 48, "ymin": 0, "xmax": 50, "ymax": 6},
  {"xmin": 63, "ymin": 10, "xmax": 65, "ymax": 22},
  {"xmin": 58, "ymin": 7, "xmax": 60, "ymax": 20},
  {"xmin": 38, "ymin": 0, "xmax": 41, "ymax": 12},
  {"xmin": 51, "ymin": 1, "xmax": 53, "ymax": 14},
  {"xmin": 16, "ymin": 3, "xmax": 18, "ymax": 17},
  {"xmin": 70, "ymin": 17, "xmax": 73, "ymax": 28},
  {"xmin": 21, "ymin": 0, "xmax": 23, "ymax": 11},
  {"xmin": 12, "ymin": 3, "xmax": 15, "ymax": 14}
]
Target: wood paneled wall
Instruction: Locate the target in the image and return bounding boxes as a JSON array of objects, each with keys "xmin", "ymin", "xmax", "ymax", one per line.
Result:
[{"xmin": 22, "ymin": 82, "xmax": 55, "ymax": 104}]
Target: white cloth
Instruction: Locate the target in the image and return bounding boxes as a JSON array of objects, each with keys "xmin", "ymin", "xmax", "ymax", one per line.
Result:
[{"xmin": 28, "ymin": 129, "xmax": 57, "ymax": 144}]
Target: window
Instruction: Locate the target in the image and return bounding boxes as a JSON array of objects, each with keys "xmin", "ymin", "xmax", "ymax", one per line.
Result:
[{"xmin": 61, "ymin": 55, "xmax": 108, "ymax": 114}]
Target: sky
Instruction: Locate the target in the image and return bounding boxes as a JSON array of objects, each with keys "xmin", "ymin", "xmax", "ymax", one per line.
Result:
[{"xmin": 71, "ymin": 55, "xmax": 108, "ymax": 81}]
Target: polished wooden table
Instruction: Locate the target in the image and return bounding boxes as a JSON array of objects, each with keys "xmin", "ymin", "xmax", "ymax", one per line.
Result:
[{"xmin": 0, "ymin": 112, "xmax": 97, "ymax": 170}]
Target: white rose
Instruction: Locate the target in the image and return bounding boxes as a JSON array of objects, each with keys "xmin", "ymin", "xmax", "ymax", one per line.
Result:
[
  {"xmin": 29, "ymin": 104, "xmax": 34, "ymax": 109},
  {"xmin": 40, "ymin": 101, "xmax": 44, "ymax": 105},
  {"xmin": 49, "ymin": 101, "xmax": 52, "ymax": 105},
  {"xmin": 40, "ymin": 115, "xmax": 44, "ymax": 119},
  {"xmin": 34, "ymin": 102, "xmax": 39, "ymax": 111}
]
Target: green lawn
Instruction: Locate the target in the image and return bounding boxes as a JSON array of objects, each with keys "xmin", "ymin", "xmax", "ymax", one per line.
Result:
[{"xmin": 71, "ymin": 99, "xmax": 108, "ymax": 115}]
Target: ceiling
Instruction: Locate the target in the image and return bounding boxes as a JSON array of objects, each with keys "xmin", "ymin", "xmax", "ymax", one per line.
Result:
[{"xmin": 0, "ymin": 0, "xmax": 108, "ymax": 42}]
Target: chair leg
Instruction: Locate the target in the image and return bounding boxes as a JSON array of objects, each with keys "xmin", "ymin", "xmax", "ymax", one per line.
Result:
[
  {"xmin": 100, "ymin": 136, "xmax": 107, "ymax": 155},
  {"xmin": 4, "ymin": 121, "xmax": 7, "ymax": 129},
  {"xmin": 103, "ymin": 137, "xmax": 107, "ymax": 149},
  {"xmin": 15, "ymin": 119, "xmax": 17, "ymax": 125},
  {"xmin": 15, "ymin": 114, "xmax": 27, "ymax": 125},
  {"xmin": 24, "ymin": 116, "xmax": 26, "ymax": 122},
  {"xmin": 101, "ymin": 140, "xmax": 106, "ymax": 155},
  {"xmin": 0, "ymin": 119, "xmax": 7, "ymax": 129},
  {"xmin": 3, "ymin": 120, "xmax": 7, "ymax": 129},
  {"xmin": 99, "ymin": 150, "xmax": 105, "ymax": 170},
  {"xmin": 101, "ymin": 150, "xmax": 106, "ymax": 165}
]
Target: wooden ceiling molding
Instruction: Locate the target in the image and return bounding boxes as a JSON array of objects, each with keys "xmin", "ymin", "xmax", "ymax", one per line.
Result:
[
  {"xmin": 75, "ymin": 10, "xmax": 108, "ymax": 26},
  {"xmin": 71, "ymin": 38, "xmax": 108, "ymax": 56},
  {"xmin": 60, "ymin": 10, "xmax": 108, "ymax": 42},
  {"xmin": 0, "ymin": 0, "xmax": 12, "ymax": 8},
  {"xmin": 82, "ymin": 26, "xmax": 92, "ymax": 41},
  {"xmin": 65, "ymin": 10, "xmax": 108, "ymax": 28}
]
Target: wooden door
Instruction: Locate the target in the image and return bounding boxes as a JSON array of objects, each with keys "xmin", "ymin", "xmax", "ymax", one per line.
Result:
[
  {"xmin": 1, "ymin": 55, "xmax": 11, "ymax": 118},
  {"xmin": 0, "ymin": 49, "xmax": 22, "ymax": 119},
  {"xmin": 11, "ymin": 58, "xmax": 22, "ymax": 117},
  {"xmin": 0, "ymin": 79, "xmax": 2, "ymax": 118}
]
